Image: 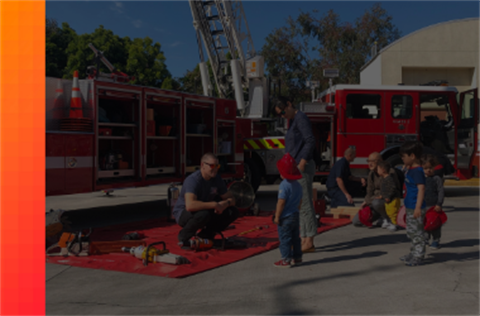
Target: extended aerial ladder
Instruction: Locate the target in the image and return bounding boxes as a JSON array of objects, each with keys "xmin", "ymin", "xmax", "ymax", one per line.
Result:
[{"xmin": 189, "ymin": 0, "xmax": 267, "ymax": 117}]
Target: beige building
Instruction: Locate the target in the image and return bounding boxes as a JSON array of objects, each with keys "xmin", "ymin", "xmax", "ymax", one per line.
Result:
[{"xmin": 360, "ymin": 18, "xmax": 479, "ymax": 93}]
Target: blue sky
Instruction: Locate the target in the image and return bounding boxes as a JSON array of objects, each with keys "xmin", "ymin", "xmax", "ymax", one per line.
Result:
[{"xmin": 46, "ymin": 1, "xmax": 479, "ymax": 79}]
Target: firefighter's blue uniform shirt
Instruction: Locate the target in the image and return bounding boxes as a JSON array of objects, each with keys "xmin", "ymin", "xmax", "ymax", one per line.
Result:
[
  {"xmin": 326, "ymin": 157, "xmax": 351, "ymax": 189},
  {"xmin": 285, "ymin": 110, "xmax": 316, "ymax": 164},
  {"xmin": 404, "ymin": 166, "xmax": 426, "ymax": 209},
  {"xmin": 172, "ymin": 170, "xmax": 228, "ymax": 222},
  {"xmin": 278, "ymin": 179, "xmax": 303, "ymax": 219}
]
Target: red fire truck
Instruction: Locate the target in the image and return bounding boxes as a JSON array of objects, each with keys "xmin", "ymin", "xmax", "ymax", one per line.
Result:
[
  {"xmin": 242, "ymin": 84, "xmax": 478, "ymax": 187},
  {"xmin": 46, "ymin": 76, "xmax": 244, "ymax": 196},
  {"xmin": 46, "ymin": 75, "xmax": 478, "ymax": 196}
]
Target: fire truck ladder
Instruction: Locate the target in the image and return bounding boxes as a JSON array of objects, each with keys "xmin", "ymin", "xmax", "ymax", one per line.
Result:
[{"xmin": 189, "ymin": 0, "xmax": 256, "ymax": 111}]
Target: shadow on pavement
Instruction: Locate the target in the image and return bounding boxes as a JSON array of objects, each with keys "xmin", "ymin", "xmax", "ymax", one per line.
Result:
[
  {"xmin": 441, "ymin": 239, "xmax": 479, "ymax": 248},
  {"xmin": 300, "ymin": 251, "xmax": 387, "ymax": 267},
  {"xmin": 317, "ymin": 234, "xmax": 409, "ymax": 252},
  {"xmin": 425, "ymin": 250, "xmax": 479, "ymax": 264}
]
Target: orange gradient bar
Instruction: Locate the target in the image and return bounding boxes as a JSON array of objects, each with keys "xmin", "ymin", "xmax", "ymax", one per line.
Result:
[{"xmin": 0, "ymin": 1, "xmax": 46, "ymax": 315}]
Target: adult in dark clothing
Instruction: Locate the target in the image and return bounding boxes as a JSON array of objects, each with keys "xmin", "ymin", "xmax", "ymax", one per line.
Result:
[
  {"xmin": 326, "ymin": 147, "xmax": 366, "ymax": 208},
  {"xmin": 273, "ymin": 96, "xmax": 317, "ymax": 253},
  {"xmin": 173, "ymin": 153, "xmax": 238, "ymax": 250}
]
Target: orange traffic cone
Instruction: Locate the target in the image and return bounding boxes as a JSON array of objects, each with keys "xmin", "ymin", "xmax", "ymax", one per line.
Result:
[{"xmin": 69, "ymin": 70, "xmax": 83, "ymax": 118}]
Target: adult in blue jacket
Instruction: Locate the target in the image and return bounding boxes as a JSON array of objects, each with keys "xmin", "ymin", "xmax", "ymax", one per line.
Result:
[{"xmin": 274, "ymin": 96, "xmax": 317, "ymax": 253}]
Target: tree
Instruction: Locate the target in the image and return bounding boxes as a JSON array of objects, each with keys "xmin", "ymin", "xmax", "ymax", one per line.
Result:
[
  {"xmin": 261, "ymin": 17, "xmax": 315, "ymax": 103},
  {"xmin": 64, "ymin": 25, "xmax": 130, "ymax": 80},
  {"xmin": 47, "ymin": 21, "xmax": 174, "ymax": 88},
  {"xmin": 261, "ymin": 3, "xmax": 401, "ymax": 100},
  {"xmin": 298, "ymin": 3, "xmax": 401, "ymax": 84},
  {"xmin": 46, "ymin": 19, "xmax": 77, "ymax": 78},
  {"xmin": 125, "ymin": 37, "xmax": 171, "ymax": 87},
  {"xmin": 179, "ymin": 64, "xmax": 204, "ymax": 95}
]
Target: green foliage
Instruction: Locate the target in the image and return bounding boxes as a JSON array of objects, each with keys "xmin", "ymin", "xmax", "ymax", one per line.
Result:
[
  {"xmin": 46, "ymin": 19, "xmax": 77, "ymax": 78},
  {"xmin": 46, "ymin": 20, "xmax": 174, "ymax": 88},
  {"xmin": 125, "ymin": 37, "xmax": 171, "ymax": 87},
  {"xmin": 178, "ymin": 64, "xmax": 204, "ymax": 95},
  {"xmin": 261, "ymin": 3, "xmax": 401, "ymax": 102}
]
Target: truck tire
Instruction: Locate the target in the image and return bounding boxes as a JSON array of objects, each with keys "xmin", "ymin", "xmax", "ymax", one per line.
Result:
[
  {"xmin": 245, "ymin": 159, "xmax": 261, "ymax": 193},
  {"xmin": 265, "ymin": 175, "xmax": 278, "ymax": 185}
]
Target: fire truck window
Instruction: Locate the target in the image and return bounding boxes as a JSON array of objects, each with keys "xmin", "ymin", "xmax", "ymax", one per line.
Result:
[
  {"xmin": 346, "ymin": 94, "xmax": 381, "ymax": 119},
  {"xmin": 391, "ymin": 95, "xmax": 413, "ymax": 119}
]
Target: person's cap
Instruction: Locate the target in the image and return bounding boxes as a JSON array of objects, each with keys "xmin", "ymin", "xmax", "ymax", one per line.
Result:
[{"xmin": 276, "ymin": 153, "xmax": 302, "ymax": 180}]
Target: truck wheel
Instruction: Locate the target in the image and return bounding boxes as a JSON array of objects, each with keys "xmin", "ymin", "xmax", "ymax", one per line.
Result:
[
  {"xmin": 386, "ymin": 154, "xmax": 403, "ymax": 169},
  {"xmin": 265, "ymin": 175, "xmax": 278, "ymax": 185},
  {"xmin": 244, "ymin": 159, "xmax": 261, "ymax": 193}
]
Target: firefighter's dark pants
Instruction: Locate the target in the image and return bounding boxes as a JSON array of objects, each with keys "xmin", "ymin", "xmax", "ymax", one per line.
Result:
[{"xmin": 177, "ymin": 206, "xmax": 239, "ymax": 243}]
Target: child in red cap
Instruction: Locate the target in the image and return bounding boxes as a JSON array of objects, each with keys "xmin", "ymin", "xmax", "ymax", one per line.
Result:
[{"xmin": 273, "ymin": 153, "xmax": 303, "ymax": 268}]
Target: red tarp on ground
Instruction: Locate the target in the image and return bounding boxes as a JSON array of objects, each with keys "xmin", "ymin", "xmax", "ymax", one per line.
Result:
[{"xmin": 46, "ymin": 215, "xmax": 351, "ymax": 278}]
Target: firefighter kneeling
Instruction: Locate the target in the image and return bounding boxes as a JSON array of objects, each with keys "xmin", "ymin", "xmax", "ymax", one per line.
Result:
[{"xmin": 173, "ymin": 153, "xmax": 238, "ymax": 251}]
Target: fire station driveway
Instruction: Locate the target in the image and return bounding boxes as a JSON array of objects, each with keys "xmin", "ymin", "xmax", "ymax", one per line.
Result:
[{"xmin": 46, "ymin": 185, "xmax": 479, "ymax": 315}]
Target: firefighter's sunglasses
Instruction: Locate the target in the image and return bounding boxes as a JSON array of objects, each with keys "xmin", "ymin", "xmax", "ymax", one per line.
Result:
[{"xmin": 203, "ymin": 162, "xmax": 221, "ymax": 170}]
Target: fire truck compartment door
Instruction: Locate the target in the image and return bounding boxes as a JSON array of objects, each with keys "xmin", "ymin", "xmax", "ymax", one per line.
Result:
[
  {"xmin": 457, "ymin": 88, "xmax": 478, "ymax": 170},
  {"xmin": 385, "ymin": 92, "xmax": 418, "ymax": 134}
]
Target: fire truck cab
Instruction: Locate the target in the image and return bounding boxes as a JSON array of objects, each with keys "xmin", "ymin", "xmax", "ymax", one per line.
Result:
[{"xmin": 316, "ymin": 84, "xmax": 478, "ymax": 180}]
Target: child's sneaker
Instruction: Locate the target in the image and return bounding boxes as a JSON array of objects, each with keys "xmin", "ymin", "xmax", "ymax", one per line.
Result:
[
  {"xmin": 273, "ymin": 259, "xmax": 291, "ymax": 268},
  {"xmin": 190, "ymin": 237, "xmax": 213, "ymax": 251},
  {"xmin": 405, "ymin": 257, "xmax": 424, "ymax": 267},
  {"xmin": 399, "ymin": 253, "xmax": 413, "ymax": 262},
  {"xmin": 381, "ymin": 219, "xmax": 389, "ymax": 229},
  {"xmin": 430, "ymin": 241, "xmax": 440, "ymax": 250},
  {"xmin": 386, "ymin": 223, "xmax": 397, "ymax": 232},
  {"xmin": 291, "ymin": 258, "xmax": 303, "ymax": 266}
]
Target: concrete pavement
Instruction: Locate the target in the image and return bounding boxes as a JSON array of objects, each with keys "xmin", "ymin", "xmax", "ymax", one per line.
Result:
[{"xmin": 46, "ymin": 184, "xmax": 479, "ymax": 315}]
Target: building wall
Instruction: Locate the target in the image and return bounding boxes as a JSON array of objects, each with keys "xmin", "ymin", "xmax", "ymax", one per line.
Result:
[
  {"xmin": 359, "ymin": 54, "xmax": 382, "ymax": 85},
  {"xmin": 361, "ymin": 18, "xmax": 479, "ymax": 92}
]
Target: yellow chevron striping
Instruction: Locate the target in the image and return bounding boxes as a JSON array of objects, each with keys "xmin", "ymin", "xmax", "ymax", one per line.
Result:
[
  {"xmin": 243, "ymin": 138, "xmax": 286, "ymax": 150},
  {"xmin": 271, "ymin": 138, "xmax": 285, "ymax": 149},
  {"xmin": 247, "ymin": 139, "xmax": 261, "ymax": 150}
]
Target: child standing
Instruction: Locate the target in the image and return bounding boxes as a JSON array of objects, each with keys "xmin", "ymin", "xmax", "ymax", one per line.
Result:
[
  {"xmin": 273, "ymin": 153, "xmax": 303, "ymax": 268},
  {"xmin": 376, "ymin": 161, "xmax": 402, "ymax": 232},
  {"xmin": 422, "ymin": 154, "xmax": 445, "ymax": 250},
  {"xmin": 399, "ymin": 141, "xmax": 426, "ymax": 266}
]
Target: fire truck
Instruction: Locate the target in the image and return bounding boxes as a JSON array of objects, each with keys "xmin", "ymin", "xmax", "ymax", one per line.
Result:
[
  {"xmin": 311, "ymin": 84, "xmax": 478, "ymax": 180},
  {"xmin": 188, "ymin": 0, "xmax": 479, "ymax": 189},
  {"xmin": 46, "ymin": 1, "xmax": 478, "ymax": 196},
  {"xmin": 46, "ymin": 74, "xmax": 245, "ymax": 196}
]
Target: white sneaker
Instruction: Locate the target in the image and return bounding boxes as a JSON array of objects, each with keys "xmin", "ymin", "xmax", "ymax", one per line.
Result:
[
  {"xmin": 381, "ymin": 219, "xmax": 389, "ymax": 229},
  {"xmin": 386, "ymin": 223, "xmax": 397, "ymax": 232}
]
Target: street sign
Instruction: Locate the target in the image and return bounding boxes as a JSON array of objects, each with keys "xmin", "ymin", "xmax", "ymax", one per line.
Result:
[
  {"xmin": 306, "ymin": 81, "xmax": 320, "ymax": 89},
  {"xmin": 323, "ymin": 68, "xmax": 339, "ymax": 78}
]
